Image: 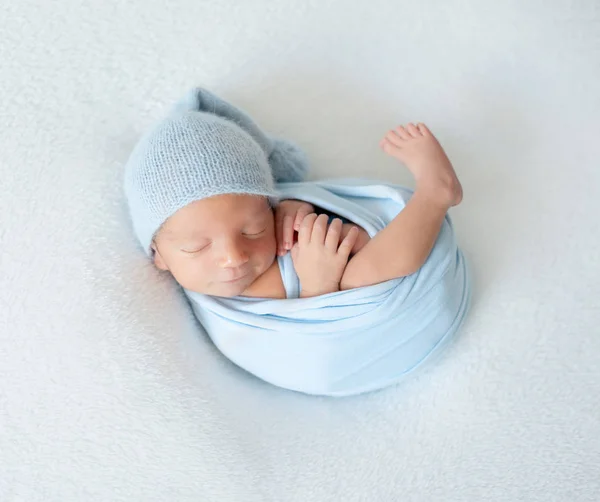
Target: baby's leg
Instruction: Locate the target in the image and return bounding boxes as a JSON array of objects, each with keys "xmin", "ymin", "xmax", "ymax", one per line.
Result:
[{"xmin": 340, "ymin": 123, "xmax": 462, "ymax": 290}]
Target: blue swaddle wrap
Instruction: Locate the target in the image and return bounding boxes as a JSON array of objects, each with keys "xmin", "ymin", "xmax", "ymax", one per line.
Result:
[{"xmin": 185, "ymin": 179, "xmax": 471, "ymax": 397}]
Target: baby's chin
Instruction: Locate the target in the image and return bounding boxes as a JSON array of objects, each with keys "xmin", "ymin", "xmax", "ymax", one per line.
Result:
[
  {"xmin": 217, "ymin": 280, "xmax": 251, "ymax": 297},
  {"xmin": 206, "ymin": 272, "xmax": 257, "ymax": 298}
]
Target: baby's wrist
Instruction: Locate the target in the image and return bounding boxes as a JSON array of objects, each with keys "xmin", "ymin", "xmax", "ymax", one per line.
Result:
[{"xmin": 300, "ymin": 282, "xmax": 340, "ymax": 298}]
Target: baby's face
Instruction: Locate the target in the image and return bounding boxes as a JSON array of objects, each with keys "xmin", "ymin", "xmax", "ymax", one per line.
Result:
[{"xmin": 152, "ymin": 194, "xmax": 276, "ymax": 297}]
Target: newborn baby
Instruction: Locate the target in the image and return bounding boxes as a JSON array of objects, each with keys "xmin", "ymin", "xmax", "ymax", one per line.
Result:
[
  {"xmin": 150, "ymin": 123, "xmax": 461, "ymax": 300},
  {"xmin": 124, "ymin": 87, "xmax": 469, "ymax": 396}
]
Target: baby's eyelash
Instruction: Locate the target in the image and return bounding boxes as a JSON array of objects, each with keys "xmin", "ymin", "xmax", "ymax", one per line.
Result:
[
  {"xmin": 243, "ymin": 228, "xmax": 267, "ymax": 237},
  {"xmin": 181, "ymin": 244, "xmax": 210, "ymax": 253},
  {"xmin": 179, "ymin": 228, "xmax": 266, "ymax": 252}
]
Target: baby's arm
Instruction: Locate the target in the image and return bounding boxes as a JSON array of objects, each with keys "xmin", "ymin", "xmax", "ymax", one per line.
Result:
[{"xmin": 340, "ymin": 123, "xmax": 462, "ymax": 290}]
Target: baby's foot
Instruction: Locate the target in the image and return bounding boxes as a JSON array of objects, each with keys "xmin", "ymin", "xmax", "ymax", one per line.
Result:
[{"xmin": 380, "ymin": 123, "xmax": 463, "ymax": 207}]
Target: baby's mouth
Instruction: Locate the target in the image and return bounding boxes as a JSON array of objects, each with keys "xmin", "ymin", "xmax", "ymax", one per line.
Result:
[{"xmin": 222, "ymin": 271, "xmax": 249, "ymax": 283}]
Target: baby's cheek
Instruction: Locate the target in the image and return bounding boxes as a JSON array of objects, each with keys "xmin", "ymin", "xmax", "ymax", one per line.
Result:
[
  {"xmin": 171, "ymin": 256, "xmax": 213, "ymax": 291},
  {"xmin": 255, "ymin": 234, "xmax": 277, "ymax": 259}
]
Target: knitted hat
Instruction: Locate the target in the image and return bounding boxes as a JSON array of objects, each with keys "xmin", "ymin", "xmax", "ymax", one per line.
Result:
[{"xmin": 124, "ymin": 87, "xmax": 309, "ymax": 255}]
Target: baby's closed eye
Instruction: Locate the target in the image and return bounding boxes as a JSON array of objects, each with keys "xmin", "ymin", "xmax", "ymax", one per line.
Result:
[
  {"xmin": 243, "ymin": 227, "xmax": 267, "ymax": 237},
  {"xmin": 181, "ymin": 242, "xmax": 210, "ymax": 253}
]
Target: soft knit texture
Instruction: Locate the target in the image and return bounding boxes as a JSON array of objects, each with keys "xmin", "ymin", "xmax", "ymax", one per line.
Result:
[
  {"xmin": 123, "ymin": 87, "xmax": 309, "ymax": 255},
  {"xmin": 185, "ymin": 179, "xmax": 471, "ymax": 396}
]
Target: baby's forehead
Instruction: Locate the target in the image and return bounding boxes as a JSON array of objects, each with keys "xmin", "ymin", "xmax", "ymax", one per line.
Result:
[{"xmin": 160, "ymin": 195, "xmax": 272, "ymax": 239}]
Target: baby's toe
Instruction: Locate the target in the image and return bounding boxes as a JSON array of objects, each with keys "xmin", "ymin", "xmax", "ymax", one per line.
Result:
[
  {"xmin": 395, "ymin": 126, "xmax": 411, "ymax": 140},
  {"xmin": 417, "ymin": 123, "xmax": 432, "ymax": 136},
  {"xmin": 385, "ymin": 130, "xmax": 404, "ymax": 147},
  {"xmin": 406, "ymin": 123, "xmax": 421, "ymax": 137},
  {"xmin": 381, "ymin": 138, "xmax": 401, "ymax": 155}
]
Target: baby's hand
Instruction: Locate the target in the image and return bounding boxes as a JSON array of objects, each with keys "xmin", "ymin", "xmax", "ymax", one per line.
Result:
[
  {"xmin": 275, "ymin": 199, "xmax": 315, "ymax": 256},
  {"xmin": 291, "ymin": 214, "xmax": 359, "ymax": 298}
]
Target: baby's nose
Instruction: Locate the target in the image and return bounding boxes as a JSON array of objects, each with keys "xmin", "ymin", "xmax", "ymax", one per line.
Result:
[{"xmin": 218, "ymin": 242, "xmax": 249, "ymax": 268}]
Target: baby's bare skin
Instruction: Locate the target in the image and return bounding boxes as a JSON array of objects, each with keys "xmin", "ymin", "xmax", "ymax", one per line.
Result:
[
  {"xmin": 151, "ymin": 194, "xmax": 278, "ymax": 298},
  {"xmin": 151, "ymin": 123, "xmax": 461, "ymax": 299},
  {"xmin": 341, "ymin": 123, "xmax": 462, "ymax": 289},
  {"xmin": 271, "ymin": 122, "xmax": 462, "ymax": 295},
  {"xmin": 291, "ymin": 213, "xmax": 358, "ymax": 297},
  {"xmin": 275, "ymin": 199, "xmax": 370, "ymax": 257}
]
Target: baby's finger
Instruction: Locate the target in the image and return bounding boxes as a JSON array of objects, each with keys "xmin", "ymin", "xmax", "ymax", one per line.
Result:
[
  {"xmin": 290, "ymin": 242, "xmax": 300, "ymax": 265},
  {"xmin": 310, "ymin": 214, "xmax": 330, "ymax": 244},
  {"xmin": 298, "ymin": 213, "xmax": 318, "ymax": 246},
  {"xmin": 275, "ymin": 210, "xmax": 285, "ymax": 255},
  {"xmin": 282, "ymin": 214, "xmax": 294, "ymax": 251},
  {"xmin": 325, "ymin": 218, "xmax": 343, "ymax": 251},
  {"xmin": 338, "ymin": 226, "xmax": 359, "ymax": 258},
  {"xmin": 294, "ymin": 205, "xmax": 313, "ymax": 231}
]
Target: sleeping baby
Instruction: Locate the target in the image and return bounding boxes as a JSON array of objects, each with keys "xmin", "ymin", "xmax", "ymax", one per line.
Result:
[{"xmin": 124, "ymin": 88, "xmax": 470, "ymax": 396}]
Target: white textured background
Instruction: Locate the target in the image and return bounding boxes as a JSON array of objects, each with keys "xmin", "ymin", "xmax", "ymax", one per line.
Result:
[{"xmin": 1, "ymin": 1, "xmax": 599, "ymax": 501}]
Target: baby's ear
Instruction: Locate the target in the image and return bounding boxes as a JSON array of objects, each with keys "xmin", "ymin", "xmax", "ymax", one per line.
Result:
[{"xmin": 151, "ymin": 243, "xmax": 169, "ymax": 271}]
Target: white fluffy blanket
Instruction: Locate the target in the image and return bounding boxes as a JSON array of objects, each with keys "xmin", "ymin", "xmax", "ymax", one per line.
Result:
[{"xmin": 1, "ymin": 1, "xmax": 599, "ymax": 500}]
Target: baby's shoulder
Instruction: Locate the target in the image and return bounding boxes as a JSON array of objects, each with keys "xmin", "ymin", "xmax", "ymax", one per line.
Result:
[{"xmin": 241, "ymin": 259, "xmax": 287, "ymax": 299}]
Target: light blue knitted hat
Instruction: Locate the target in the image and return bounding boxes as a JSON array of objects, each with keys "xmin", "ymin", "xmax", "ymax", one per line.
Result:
[{"xmin": 124, "ymin": 87, "xmax": 309, "ymax": 255}]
